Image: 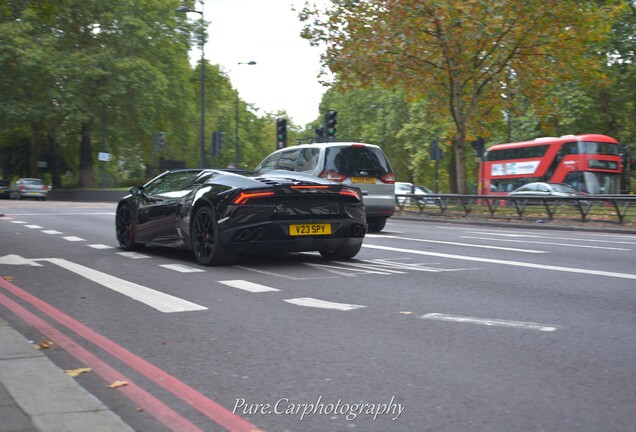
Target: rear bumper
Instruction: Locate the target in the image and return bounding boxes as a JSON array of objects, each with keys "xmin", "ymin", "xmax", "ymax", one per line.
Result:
[
  {"xmin": 363, "ymin": 204, "xmax": 395, "ymax": 218},
  {"xmin": 219, "ymin": 219, "xmax": 367, "ymax": 254}
]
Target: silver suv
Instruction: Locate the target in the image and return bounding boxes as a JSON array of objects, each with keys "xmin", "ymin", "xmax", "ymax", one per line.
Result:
[{"xmin": 254, "ymin": 142, "xmax": 396, "ymax": 232}]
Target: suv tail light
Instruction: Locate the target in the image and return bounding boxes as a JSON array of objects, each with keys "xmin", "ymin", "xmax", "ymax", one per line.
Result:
[
  {"xmin": 318, "ymin": 170, "xmax": 346, "ymax": 183},
  {"xmin": 380, "ymin": 172, "xmax": 396, "ymax": 184}
]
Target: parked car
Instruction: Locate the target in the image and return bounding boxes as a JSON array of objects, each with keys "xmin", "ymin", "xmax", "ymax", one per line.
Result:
[
  {"xmin": 10, "ymin": 178, "xmax": 49, "ymax": 200},
  {"xmin": 254, "ymin": 142, "xmax": 395, "ymax": 232},
  {"xmin": 395, "ymin": 182, "xmax": 438, "ymax": 206},
  {"xmin": 0, "ymin": 179, "xmax": 10, "ymax": 199},
  {"xmin": 508, "ymin": 182, "xmax": 587, "ymax": 197},
  {"xmin": 116, "ymin": 169, "xmax": 367, "ymax": 266}
]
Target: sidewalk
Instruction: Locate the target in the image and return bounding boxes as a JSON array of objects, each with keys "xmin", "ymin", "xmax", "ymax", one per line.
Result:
[{"xmin": 0, "ymin": 317, "xmax": 133, "ymax": 432}]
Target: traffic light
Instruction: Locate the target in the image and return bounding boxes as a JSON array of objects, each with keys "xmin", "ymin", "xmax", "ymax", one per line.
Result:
[
  {"xmin": 325, "ymin": 110, "xmax": 337, "ymax": 141},
  {"xmin": 471, "ymin": 137, "xmax": 485, "ymax": 158},
  {"xmin": 430, "ymin": 140, "xmax": 443, "ymax": 161},
  {"xmin": 276, "ymin": 118, "xmax": 287, "ymax": 149},
  {"xmin": 315, "ymin": 126, "xmax": 325, "ymax": 142},
  {"xmin": 211, "ymin": 131, "xmax": 224, "ymax": 156},
  {"xmin": 157, "ymin": 132, "xmax": 166, "ymax": 150}
]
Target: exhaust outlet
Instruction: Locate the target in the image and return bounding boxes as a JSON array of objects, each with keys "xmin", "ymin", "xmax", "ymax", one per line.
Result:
[
  {"xmin": 238, "ymin": 229, "xmax": 252, "ymax": 241},
  {"xmin": 252, "ymin": 227, "xmax": 266, "ymax": 241}
]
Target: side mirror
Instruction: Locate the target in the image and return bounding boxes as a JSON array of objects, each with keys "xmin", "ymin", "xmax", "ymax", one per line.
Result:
[{"xmin": 129, "ymin": 186, "xmax": 142, "ymax": 197}]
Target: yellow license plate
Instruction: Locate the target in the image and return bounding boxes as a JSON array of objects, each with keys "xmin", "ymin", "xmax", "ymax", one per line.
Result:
[
  {"xmin": 351, "ymin": 177, "xmax": 376, "ymax": 184},
  {"xmin": 289, "ymin": 224, "xmax": 332, "ymax": 236}
]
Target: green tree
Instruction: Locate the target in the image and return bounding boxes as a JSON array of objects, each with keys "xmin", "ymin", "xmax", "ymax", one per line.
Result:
[
  {"xmin": 0, "ymin": 0, "xmax": 196, "ymax": 187},
  {"xmin": 300, "ymin": 0, "xmax": 625, "ymax": 193}
]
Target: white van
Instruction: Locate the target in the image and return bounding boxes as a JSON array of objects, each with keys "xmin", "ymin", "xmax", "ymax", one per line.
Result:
[{"xmin": 254, "ymin": 142, "xmax": 396, "ymax": 232}]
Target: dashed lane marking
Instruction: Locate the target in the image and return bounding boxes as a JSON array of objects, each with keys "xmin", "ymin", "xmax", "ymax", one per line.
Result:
[
  {"xmin": 284, "ymin": 297, "xmax": 366, "ymax": 311},
  {"xmin": 87, "ymin": 244, "xmax": 115, "ymax": 250},
  {"xmin": 117, "ymin": 252, "xmax": 151, "ymax": 259},
  {"xmin": 420, "ymin": 313, "xmax": 559, "ymax": 332},
  {"xmin": 159, "ymin": 264, "xmax": 206, "ymax": 273},
  {"xmin": 62, "ymin": 236, "xmax": 85, "ymax": 242},
  {"xmin": 219, "ymin": 280, "xmax": 280, "ymax": 292},
  {"xmin": 41, "ymin": 230, "xmax": 63, "ymax": 235}
]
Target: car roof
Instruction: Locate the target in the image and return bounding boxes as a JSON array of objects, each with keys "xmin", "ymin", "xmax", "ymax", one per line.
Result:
[{"xmin": 274, "ymin": 142, "xmax": 382, "ymax": 151}]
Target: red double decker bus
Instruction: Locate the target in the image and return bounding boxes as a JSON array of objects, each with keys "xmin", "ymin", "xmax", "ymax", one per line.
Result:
[{"xmin": 479, "ymin": 134, "xmax": 622, "ymax": 195}]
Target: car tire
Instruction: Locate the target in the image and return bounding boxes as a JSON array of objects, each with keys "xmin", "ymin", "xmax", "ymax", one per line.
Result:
[
  {"xmin": 319, "ymin": 240, "xmax": 362, "ymax": 260},
  {"xmin": 367, "ymin": 216, "xmax": 387, "ymax": 232},
  {"xmin": 116, "ymin": 204, "xmax": 144, "ymax": 251},
  {"xmin": 191, "ymin": 205, "xmax": 238, "ymax": 266}
]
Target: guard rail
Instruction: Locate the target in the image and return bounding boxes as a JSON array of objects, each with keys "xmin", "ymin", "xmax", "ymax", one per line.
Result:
[{"xmin": 394, "ymin": 193, "xmax": 636, "ymax": 225}]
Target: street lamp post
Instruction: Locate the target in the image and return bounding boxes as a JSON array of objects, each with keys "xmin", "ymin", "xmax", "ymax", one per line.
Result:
[
  {"xmin": 234, "ymin": 61, "xmax": 256, "ymax": 167},
  {"xmin": 177, "ymin": 3, "xmax": 205, "ymax": 168}
]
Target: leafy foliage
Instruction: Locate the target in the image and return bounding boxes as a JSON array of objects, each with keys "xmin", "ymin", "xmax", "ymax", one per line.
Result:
[{"xmin": 300, "ymin": 0, "xmax": 626, "ymax": 193}]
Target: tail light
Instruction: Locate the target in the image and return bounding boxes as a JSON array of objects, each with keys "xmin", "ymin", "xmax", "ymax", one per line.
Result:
[
  {"xmin": 19, "ymin": 185, "xmax": 26, "ymax": 190},
  {"xmin": 318, "ymin": 170, "xmax": 346, "ymax": 183},
  {"xmin": 380, "ymin": 172, "xmax": 396, "ymax": 184},
  {"xmin": 41, "ymin": 185, "xmax": 47, "ymax": 191},
  {"xmin": 339, "ymin": 189, "xmax": 361, "ymax": 200},
  {"xmin": 232, "ymin": 190, "xmax": 274, "ymax": 205}
]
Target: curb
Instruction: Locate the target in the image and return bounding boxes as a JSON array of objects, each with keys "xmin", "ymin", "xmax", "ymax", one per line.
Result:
[{"xmin": 0, "ymin": 317, "xmax": 134, "ymax": 432}]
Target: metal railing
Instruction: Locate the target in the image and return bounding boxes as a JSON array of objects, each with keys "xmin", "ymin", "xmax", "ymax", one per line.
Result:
[{"xmin": 394, "ymin": 193, "xmax": 636, "ymax": 225}]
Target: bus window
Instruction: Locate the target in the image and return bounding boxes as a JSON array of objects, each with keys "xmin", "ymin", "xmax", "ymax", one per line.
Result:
[{"xmin": 563, "ymin": 172, "xmax": 620, "ymax": 194}]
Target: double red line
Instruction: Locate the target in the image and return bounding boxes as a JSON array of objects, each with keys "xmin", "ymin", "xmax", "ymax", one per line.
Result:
[{"xmin": 0, "ymin": 277, "xmax": 262, "ymax": 432}]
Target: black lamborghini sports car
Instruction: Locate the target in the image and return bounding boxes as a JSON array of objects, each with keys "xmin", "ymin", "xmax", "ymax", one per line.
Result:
[{"xmin": 115, "ymin": 169, "xmax": 367, "ymax": 266}]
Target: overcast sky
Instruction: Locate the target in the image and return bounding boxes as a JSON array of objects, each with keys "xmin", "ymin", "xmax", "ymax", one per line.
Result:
[{"xmin": 196, "ymin": 0, "xmax": 329, "ymax": 127}]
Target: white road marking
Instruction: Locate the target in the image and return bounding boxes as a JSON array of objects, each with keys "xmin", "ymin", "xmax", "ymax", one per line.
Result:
[
  {"xmin": 362, "ymin": 244, "xmax": 636, "ymax": 280},
  {"xmin": 233, "ymin": 265, "xmax": 310, "ymax": 280},
  {"xmin": 336, "ymin": 261, "xmax": 407, "ymax": 274},
  {"xmin": 304, "ymin": 261, "xmax": 402, "ymax": 275},
  {"xmin": 42, "ymin": 230, "xmax": 63, "ymax": 235},
  {"xmin": 159, "ymin": 264, "xmax": 206, "ymax": 273},
  {"xmin": 466, "ymin": 230, "xmax": 635, "ymax": 245},
  {"xmin": 33, "ymin": 258, "xmax": 207, "ymax": 313},
  {"xmin": 420, "ymin": 313, "xmax": 558, "ymax": 332},
  {"xmin": 117, "ymin": 252, "xmax": 151, "ymax": 259},
  {"xmin": 87, "ymin": 244, "xmax": 114, "ymax": 249},
  {"xmin": 368, "ymin": 259, "xmax": 444, "ymax": 272},
  {"xmin": 302, "ymin": 262, "xmax": 358, "ymax": 277},
  {"xmin": 366, "ymin": 234, "xmax": 547, "ymax": 253},
  {"xmin": 219, "ymin": 280, "xmax": 280, "ymax": 292},
  {"xmin": 461, "ymin": 236, "xmax": 630, "ymax": 251},
  {"xmin": 0, "ymin": 254, "xmax": 43, "ymax": 266},
  {"xmin": 24, "ymin": 225, "xmax": 43, "ymax": 229},
  {"xmin": 9, "ymin": 221, "xmax": 27, "ymax": 224},
  {"xmin": 62, "ymin": 236, "xmax": 85, "ymax": 242},
  {"xmin": 284, "ymin": 297, "xmax": 366, "ymax": 311}
]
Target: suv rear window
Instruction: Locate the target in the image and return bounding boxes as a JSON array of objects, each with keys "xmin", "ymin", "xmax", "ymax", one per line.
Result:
[{"xmin": 325, "ymin": 146, "xmax": 392, "ymax": 177}]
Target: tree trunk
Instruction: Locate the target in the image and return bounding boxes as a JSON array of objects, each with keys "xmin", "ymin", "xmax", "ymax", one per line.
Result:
[
  {"xmin": 30, "ymin": 124, "xmax": 42, "ymax": 178},
  {"xmin": 455, "ymin": 137, "xmax": 467, "ymax": 194},
  {"xmin": 447, "ymin": 142, "xmax": 457, "ymax": 194},
  {"xmin": 78, "ymin": 121, "xmax": 95, "ymax": 188},
  {"xmin": 48, "ymin": 130, "xmax": 62, "ymax": 189}
]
